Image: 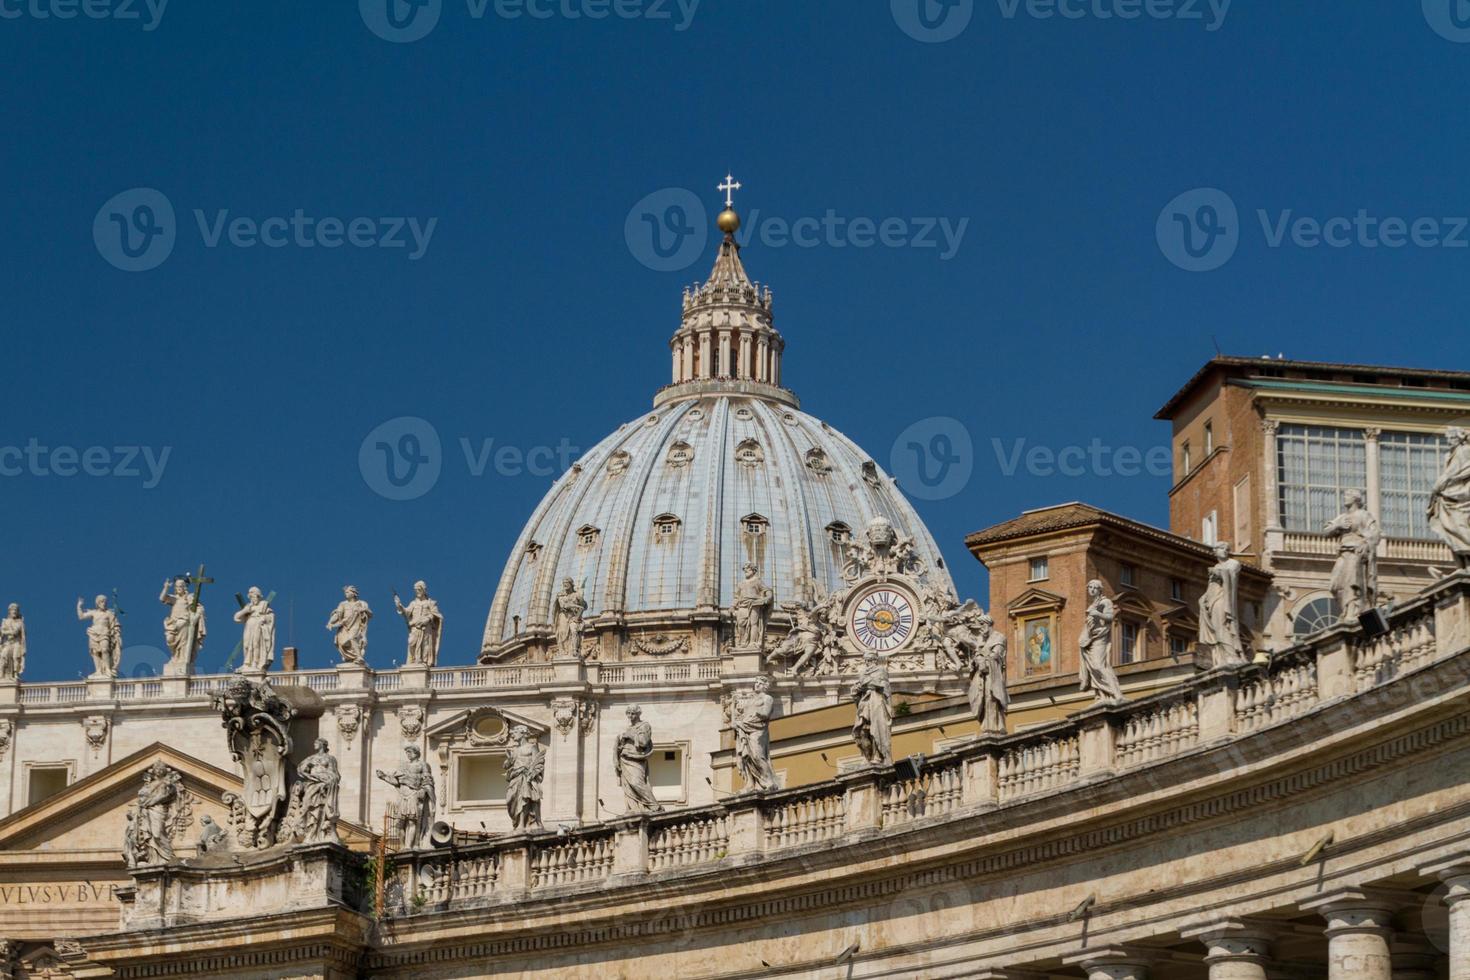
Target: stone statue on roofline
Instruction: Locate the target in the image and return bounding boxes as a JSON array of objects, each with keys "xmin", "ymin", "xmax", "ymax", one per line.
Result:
[
  {"xmin": 327, "ymin": 585, "xmax": 373, "ymax": 665},
  {"xmin": 851, "ymin": 651, "xmax": 893, "ymax": 766},
  {"xmin": 395, "ymin": 580, "xmax": 444, "ymax": 666},
  {"xmin": 1078, "ymin": 580, "xmax": 1124, "ymax": 703},
  {"xmin": 1429, "ymin": 426, "xmax": 1470, "ymax": 572},
  {"xmin": 376, "ymin": 745, "xmax": 435, "ymax": 849},
  {"xmin": 0, "ymin": 604, "xmax": 25, "ymax": 680},
  {"xmin": 732, "ymin": 563, "xmax": 773, "ymax": 650},
  {"xmin": 553, "ymin": 578, "xmax": 588, "ymax": 660},
  {"xmin": 615, "ymin": 705, "xmax": 664, "ymax": 814},
  {"xmin": 504, "ymin": 725, "xmax": 545, "ymax": 830},
  {"xmin": 77, "ymin": 594, "xmax": 122, "ymax": 678},
  {"xmin": 1324, "ymin": 489, "xmax": 1380, "ymax": 622},
  {"xmin": 732, "ymin": 675, "xmax": 779, "ymax": 792},
  {"xmin": 1198, "ymin": 541, "xmax": 1247, "ymax": 667}
]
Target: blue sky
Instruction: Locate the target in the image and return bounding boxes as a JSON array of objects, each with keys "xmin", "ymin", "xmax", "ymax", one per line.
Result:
[{"xmin": 4, "ymin": 1, "xmax": 1470, "ymax": 679}]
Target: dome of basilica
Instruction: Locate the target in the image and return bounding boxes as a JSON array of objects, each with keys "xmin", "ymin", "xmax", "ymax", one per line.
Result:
[{"xmin": 479, "ymin": 205, "xmax": 954, "ymax": 658}]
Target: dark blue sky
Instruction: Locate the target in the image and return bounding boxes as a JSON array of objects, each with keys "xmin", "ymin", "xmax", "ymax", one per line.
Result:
[{"xmin": 4, "ymin": 1, "xmax": 1470, "ymax": 679}]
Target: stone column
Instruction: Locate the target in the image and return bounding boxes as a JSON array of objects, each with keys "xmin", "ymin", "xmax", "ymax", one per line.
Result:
[
  {"xmin": 1365, "ymin": 427, "xmax": 1383, "ymax": 535},
  {"xmin": 1424, "ymin": 855, "xmax": 1470, "ymax": 980},
  {"xmin": 1062, "ymin": 947, "xmax": 1151, "ymax": 980},
  {"xmin": 1182, "ymin": 920, "xmax": 1274, "ymax": 979},
  {"xmin": 756, "ymin": 337, "xmax": 769, "ymax": 382},
  {"xmin": 1261, "ymin": 418, "xmax": 1282, "ymax": 532},
  {"xmin": 1302, "ymin": 889, "xmax": 1397, "ymax": 980},
  {"xmin": 547, "ymin": 698, "xmax": 591, "ymax": 826}
]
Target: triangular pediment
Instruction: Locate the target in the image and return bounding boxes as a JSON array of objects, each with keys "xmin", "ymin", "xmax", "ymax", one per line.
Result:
[
  {"xmin": 0, "ymin": 742, "xmax": 371, "ymax": 857},
  {"xmin": 427, "ymin": 706, "xmax": 549, "ymax": 747},
  {"xmin": 1159, "ymin": 601, "xmax": 1200, "ymax": 631},
  {"xmin": 1113, "ymin": 587, "xmax": 1154, "ymax": 618},
  {"xmin": 1006, "ymin": 587, "xmax": 1067, "ymax": 617}
]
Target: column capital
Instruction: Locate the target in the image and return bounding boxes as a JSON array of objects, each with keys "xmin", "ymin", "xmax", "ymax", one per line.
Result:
[
  {"xmin": 1300, "ymin": 886, "xmax": 1403, "ymax": 934},
  {"xmin": 1179, "ymin": 917, "xmax": 1274, "ymax": 964},
  {"xmin": 1061, "ymin": 945, "xmax": 1154, "ymax": 976},
  {"xmin": 1421, "ymin": 850, "xmax": 1470, "ymax": 902}
]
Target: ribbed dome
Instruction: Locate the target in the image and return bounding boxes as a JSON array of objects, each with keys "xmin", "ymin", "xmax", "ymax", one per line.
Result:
[
  {"xmin": 478, "ymin": 186, "xmax": 954, "ymax": 658},
  {"xmin": 480, "ymin": 396, "xmax": 954, "ymax": 651}
]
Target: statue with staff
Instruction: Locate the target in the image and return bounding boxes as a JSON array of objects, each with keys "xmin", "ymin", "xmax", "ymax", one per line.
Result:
[{"xmin": 394, "ymin": 580, "xmax": 444, "ymax": 667}]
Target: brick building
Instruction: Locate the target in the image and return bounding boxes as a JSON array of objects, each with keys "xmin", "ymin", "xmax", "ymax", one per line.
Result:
[
  {"xmin": 966, "ymin": 503, "xmax": 1271, "ymax": 702},
  {"xmin": 1156, "ymin": 356, "xmax": 1470, "ymax": 647}
]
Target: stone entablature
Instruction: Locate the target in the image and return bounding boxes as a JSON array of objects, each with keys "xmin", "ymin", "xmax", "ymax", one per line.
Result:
[{"xmin": 66, "ymin": 572, "xmax": 1470, "ymax": 978}]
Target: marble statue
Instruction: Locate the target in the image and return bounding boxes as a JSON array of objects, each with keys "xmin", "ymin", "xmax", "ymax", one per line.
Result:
[
  {"xmin": 772, "ymin": 590, "xmax": 841, "ymax": 676},
  {"xmin": 234, "ymin": 587, "xmax": 276, "ymax": 672},
  {"xmin": 159, "ymin": 577, "xmax": 206, "ymax": 675},
  {"xmin": 968, "ymin": 611, "xmax": 1009, "ymax": 735},
  {"xmin": 0, "ymin": 604, "xmax": 25, "ymax": 680},
  {"xmin": 1198, "ymin": 541, "xmax": 1247, "ymax": 667},
  {"xmin": 376, "ymin": 746, "xmax": 435, "ymax": 849},
  {"xmin": 76, "ymin": 595, "xmax": 122, "ymax": 679},
  {"xmin": 918, "ymin": 583, "xmax": 964, "ymax": 670},
  {"xmin": 121, "ymin": 811, "xmax": 138, "ymax": 867},
  {"xmin": 732, "ymin": 563, "xmax": 773, "ymax": 650},
  {"xmin": 842, "ymin": 517, "xmax": 924, "ymax": 582},
  {"xmin": 327, "ymin": 586, "xmax": 372, "ymax": 664},
  {"xmin": 851, "ymin": 651, "xmax": 893, "ymax": 767},
  {"xmin": 130, "ymin": 761, "xmax": 184, "ymax": 866},
  {"xmin": 614, "ymin": 705, "xmax": 664, "ymax": 814},
  {"xmin": 1078, "ymin": 580, "xmax": 1124, "ymax": 703},
  {"xmin": 287, "ymin": 738, "xmax": 342, "ymax": 845},
  {"xmin": 503, "ymin": 725, "xmax": 545, "ymax": 830},
  {"xmin": 196, "ymin": 815, "xmax": 228, "ymax": 854},
  {"xmin": 214, "ymin": 677, "xmax": 294, "ymax": 849},
  {"xmin": 552, "ymin": 578, "xmax": 588, "ymax": 660},
  {"xmin": 1429, "ymin": 426, "xmax": 1470, "ymax": 570},
  {"xmin": 394, "ymin": 581, "xmax": 444, "ymax": 666},
  {"xmin": 1324, "ymin": 489, "xmax": 1380, "ymax": 621},
  {"xmin": 732, "ymin": 675, "xmax": 779, "ymax": 792}
]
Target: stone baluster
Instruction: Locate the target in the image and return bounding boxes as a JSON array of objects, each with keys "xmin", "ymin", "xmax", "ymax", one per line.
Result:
[
  {"xmin": 1424, "ymin": 854, "xmax": 1470, "ymax": 980},
  {"xmin": 1302, "ymin": 889, "xmax": 1398, "ymax": 980},
  {"xmin": 1182, "ymin": 919, "xmax": 1275, "ymax": 979}
]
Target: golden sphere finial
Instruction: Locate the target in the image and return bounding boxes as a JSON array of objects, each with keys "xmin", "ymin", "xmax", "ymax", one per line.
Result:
[{"xmin": 717, "ymin": 208, "xmax": 741, "ymax": 235}]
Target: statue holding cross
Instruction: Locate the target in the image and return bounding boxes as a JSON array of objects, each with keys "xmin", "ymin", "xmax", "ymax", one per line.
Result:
[{"xmin": 159, "ymin": 564, "xmax": 211, "ymax": 677}]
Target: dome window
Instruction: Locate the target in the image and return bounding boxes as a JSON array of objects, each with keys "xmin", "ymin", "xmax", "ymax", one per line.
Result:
[
  {"xmin": 861, "ymin": 461, "xmax": 882, "ymax": 488},
  {"xmin": 576, "ymin": 524, "xmax": 601, "ymax": 549},
  {"xmin": 652, "ymin": 514, "xmax": 681, "ymax": 538},
  {"xmin": 667, "ymin": 441, "xmax": 694, "ymax": 468},
  {"xmin": 736, "ymin": 438, "xmax": 764, "ymax": 467},
  {"xmin": 805, "ymin": 448, "xmax": 832, "ymax": 474},
  {"xmin": 741, "ymin": 513, "xmax": 769, "ymax": 536},
  {"xmin": 825, "ymin": 521, "xmax": 852, "ymax": 544},
  {"xmin": 735, "ymin": 407, "xmax": 754, "ymax": 421}
]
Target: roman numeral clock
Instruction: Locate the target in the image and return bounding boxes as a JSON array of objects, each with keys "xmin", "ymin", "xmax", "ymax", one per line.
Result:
[{"xmin": 846, "ymin": 585, "xmax": 917, "ymax": 654}]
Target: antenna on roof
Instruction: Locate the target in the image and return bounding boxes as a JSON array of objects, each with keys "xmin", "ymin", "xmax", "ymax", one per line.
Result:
[{"xmin": 1211, "ymin": 335, "xmax": 1222, "ymax": 356}]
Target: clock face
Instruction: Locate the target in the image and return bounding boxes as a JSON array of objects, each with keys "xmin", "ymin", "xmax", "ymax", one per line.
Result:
[{"xmin": 847, "ymin": 586, "xmax": 917, "ymax": 653}]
